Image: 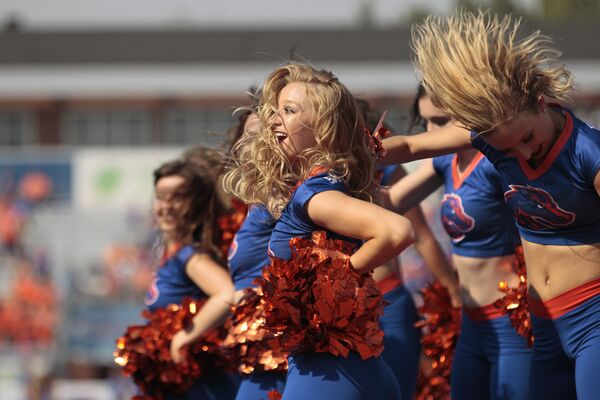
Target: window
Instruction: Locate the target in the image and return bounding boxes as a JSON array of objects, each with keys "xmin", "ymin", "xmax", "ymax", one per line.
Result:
[
  {"xmin": 163, "ymin": 108, "xmax": 233, "ymax": 147},
  {"xmin": 0, "ymin": 111, "xmax": 37, "ymax": 146},
  {"xmin": 62, "ymin": 109, "xmax": 152, "ymax": 146}
]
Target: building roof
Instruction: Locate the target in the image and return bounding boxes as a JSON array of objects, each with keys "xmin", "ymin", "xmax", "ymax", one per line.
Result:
[
  {"xmin": 0, "ymin": 25, "xmax": 599, "ymax": 99},
  {"xmin": 1, "ymin": 24, "xmax": 598, "ymax": 65}
]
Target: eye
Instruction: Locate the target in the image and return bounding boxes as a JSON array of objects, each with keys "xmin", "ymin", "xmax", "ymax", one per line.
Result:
[
  {"xmin": 430, "ymin": 116, "xmax": 451, "ymax": 127},
  {"xmin": 521, "ymin": 132, "xmax": 533, "ymax": 143},
  {"xmin": 284, "ymin": 106, "xmax": 296, "ymax": 114}
]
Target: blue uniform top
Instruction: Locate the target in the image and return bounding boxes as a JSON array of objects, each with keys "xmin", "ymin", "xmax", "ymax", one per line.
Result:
[
  {"xmin": 269, "ymin": 172, "xmax": 361, "ymax": 260},
  {"xmin": 227, "ymin": 205, "xmax": 275, "ymax": 291},
  {"xmin": 471, "ymin": 105, "xmax": 600, "ymax": 246},
  {"xmin": 432, "ymin": 153, "xmax": 521, "ymax": 257},
  {"xmin": 144, "ymin": 245, "xmax": 205, "ymax": 311}
]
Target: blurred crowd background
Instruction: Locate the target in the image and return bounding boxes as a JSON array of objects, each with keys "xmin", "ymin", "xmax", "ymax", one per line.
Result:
[{"xmin": 1, "ymin": 0, "xmax": 599, "ymax": 398}]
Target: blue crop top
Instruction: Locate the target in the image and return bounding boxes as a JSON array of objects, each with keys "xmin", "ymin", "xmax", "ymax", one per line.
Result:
[
  {"xmin": 227, "ymin": 205, "xmax": 275, "ymax": 291},
  {"xmin": 144, "ymin": 245, "xmax": 205, "ymax": 311},
  {"xmin": 471, "ymin": 106, "xmax": 600, "ymax": 245},
  {"xmin": 269, "ymin": 173, "xmax": 361, "ymax": 260},
  {"xmin": 432, "ymin": 153, "xmax": 521, "ymax": 257}
]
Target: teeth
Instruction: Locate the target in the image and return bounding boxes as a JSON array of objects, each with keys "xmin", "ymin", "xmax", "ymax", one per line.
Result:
[{"xmin": 275, "ymin": 131, "xmax": 287, "ymax": 139}]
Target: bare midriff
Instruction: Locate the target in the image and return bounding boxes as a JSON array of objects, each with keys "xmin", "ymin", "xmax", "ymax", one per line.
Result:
[
  {"xmin": 453, "ymin": 253, "xmax": 521, "ymax": 309},
  {"xmin": 522, "ymin": 239, "xmax": 600, "ymax": 301}
]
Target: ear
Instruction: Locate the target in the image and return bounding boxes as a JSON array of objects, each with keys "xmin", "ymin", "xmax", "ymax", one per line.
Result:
[{"xmin": 538, "ymin": 96, "xmax": 547, "ymax": 112}]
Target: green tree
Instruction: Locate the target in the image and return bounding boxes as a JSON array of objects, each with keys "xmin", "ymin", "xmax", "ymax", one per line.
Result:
[
  {"xmin": 455, "ymin": 0, "xmax": 530, "ymax": 18},
  {"xmin": 456, "ymin": 0, "xmax": 482, "ymax": 12},
  {"xmin": 542, "ymin": 0, "xmax": 600, "ymax": 21},
  {"xmin": 357, "ymin": 0, "xmax": 376, "ymax": 29},
  {"xmin": 406, "ymin": 7, "xmax": 437, "ymax": 24},
  {"xmin": 490, "ymin": 0, "xmax": 522, "ymax": 15}
]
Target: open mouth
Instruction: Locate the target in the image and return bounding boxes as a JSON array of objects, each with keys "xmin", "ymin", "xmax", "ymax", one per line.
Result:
[
  {"xmin": 275, "ymin": 131, "xmax": 288, "ymax": 142},
  {"xmin": 158, "ymin": 214, "xmax": 177, "ymax": 223}
]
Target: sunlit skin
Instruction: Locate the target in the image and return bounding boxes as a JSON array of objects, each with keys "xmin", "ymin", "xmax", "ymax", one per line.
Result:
[
  {"xmin": 482, "ymin": 99, "xmax": 565, "ymax": 169},
  {"xmin": 389, "ymin": 96, "xmax": 521, "ymax": 307},
  {"xmin": 270, "ymin": 81, "xmax": 317, "ymax": 164},
  {"xmin": 383, "ymin": 96, "xmax": 600, "ymax": 301},
  {"xmin": 483, "ymin": 101, "xmax": 600, "ymax": 300},
  {"xmin": 270, "ymin": 80, "xmax": 414, "ymax": 274}
]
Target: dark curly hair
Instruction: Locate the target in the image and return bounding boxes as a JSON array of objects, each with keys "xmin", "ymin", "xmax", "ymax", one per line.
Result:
[{"xmin": 153, "ymin": 158, "xmax": 224, "ymax": 260}]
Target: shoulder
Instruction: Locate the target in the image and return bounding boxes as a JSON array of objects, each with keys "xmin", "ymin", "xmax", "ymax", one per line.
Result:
[
  {"xmin": 248, "ymin": 205, "xmax": 274, "ymax": 222},
  {"xmin": 570, "ymin": 112, "xmax": 600, "ymax": 178},
  {"xmin": 174, "ymin": 245, "xmax": 198, "ymax": 265},
  {"xmin": 185, "ymin": 251, "xmax": 223, "ymax": 274},
  {"xmin": 290, "ymin": 173, "xmax": 347, "ymax": 218},
  {"xmin": 573, "ymin": 114, "xmax": 600, "ymax": 148},
  {"xmin": 432, "ymin": 154, "xmax": 453, "ymax": 171},
  {"xmin": 295, "ymin": 173, "xmax": 346, "ymax": 200},
  {"xmin": 308, "ymin": 172, "xmax": 345, "ymax": 187},
  {"xmin": 470, "ymin": 131, "xmax": 504, "ymax": 165}
]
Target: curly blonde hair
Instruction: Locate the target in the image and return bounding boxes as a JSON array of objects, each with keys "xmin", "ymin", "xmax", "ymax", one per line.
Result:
[
  {"xmin": 411, "ymin": 9, "xmax": 574, "ymax": 134},
  {"xmin": 224, "ymin": 63, "xmax": 376, "ymax": 218}
]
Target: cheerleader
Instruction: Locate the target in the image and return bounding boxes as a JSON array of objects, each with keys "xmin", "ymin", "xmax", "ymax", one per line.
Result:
[
  {"xmin": 226, "ymin": 63, "xmax": 413, "ymax": 399},
  {"xmin": 388, "ymin": 85, "xmax": 531, "ymax": 399},
  {"xmin": 225, "ymin": 111, "xmax": 288, "ymax": 400},
  {"xmin": 383, "ymin": 10, "xmax": 600, "ymax": 399},
  {"xmin": 126, "ymin": 158, "xmax": 239, "ymax": 400},
  {"xmin": 359, "ymin": 99, "xmax": 461, "ymax": 400}
]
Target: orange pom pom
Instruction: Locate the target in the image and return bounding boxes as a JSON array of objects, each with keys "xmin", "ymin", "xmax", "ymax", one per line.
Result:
[
  {"xmin": 493, "ymin": 246, "xmax": 533, "ymax": 347},
  {"xmin": 114, "ymin": 298, "xmax": 234, "ymax": 399},
  {"xmin": 223, "ymin": 287, "xmax": 288, "ymax": 374},
  {"xmin": 258, "ymin": 232, "xmax": 385, "ymax": 360},
  {"xmin": 415, "ymin": 282, "xmax": 461, "ymax": 400}
]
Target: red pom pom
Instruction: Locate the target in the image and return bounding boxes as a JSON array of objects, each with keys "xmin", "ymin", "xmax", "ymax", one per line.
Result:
[
  {"xmin": 223, "ymin": 287, "xmax": 288, "ymax": 374},
  {"xmin": 493, "ymin": 246, "xmax": 533, "ymax": 347},
  {"xmin": 258, "ymin": 231, "xmax": 385, "ymax": 359},
  {"xmin": 114, "ymin": 298, "xmax": 233, "ymax": 399},
  {"xmin": 364, "ymin": 126, "xmax": 391, "ymax": 160},
  {"xmin": 415, "ymin": 282, "xmax": 461, "ymax": 400},
  {"xmin": 217, "ymin": 198, "xmax": 248, "ymax": 262}
]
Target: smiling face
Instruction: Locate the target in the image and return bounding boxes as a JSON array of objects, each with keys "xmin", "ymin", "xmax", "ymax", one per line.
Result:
[
  {"xmin": 153, "ymin": 174, "xmax": 191, "ymax": 240},
  {"xmin": 270, "ymin": 81, "xmax": 317, "ymax": 163},
  {"xmin": 481, "ymin": 106, "xmax": 561, "ymax": 166}
]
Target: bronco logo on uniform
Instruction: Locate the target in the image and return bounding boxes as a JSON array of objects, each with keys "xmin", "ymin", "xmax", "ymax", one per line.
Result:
[
  {"xmin": 504, "ymin": 185, "xmax": 575, "ymax": 230},
  {"xmin": 441, "ymin": 193, "xmax": 475, "ymax": 242},
  {"xmin": 144, "ymin": 277, "xmax": 159, "ymax": 306},
  {"xmin": 228, "ymin": 235, "xmax": 239, "ymax": 260}
]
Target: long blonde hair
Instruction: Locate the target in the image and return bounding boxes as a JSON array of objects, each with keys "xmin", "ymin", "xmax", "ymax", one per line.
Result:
[
  {"xmin": 223, "ymin": 63, "xmax": 375, "ymax": 218},
  {"xmin": 411, "ymin": 9, "xmax": 574, "ymax": 133}
]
